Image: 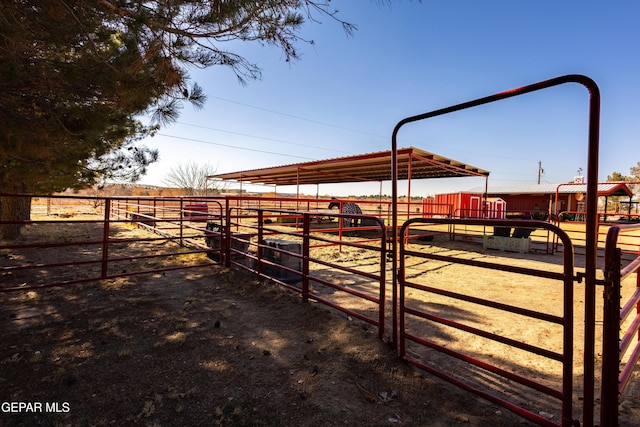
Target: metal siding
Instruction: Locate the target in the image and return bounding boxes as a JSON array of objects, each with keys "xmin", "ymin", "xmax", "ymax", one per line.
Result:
[{"xmin": 434, "ymin": 193, "xmax": 462, "ymax": 216}]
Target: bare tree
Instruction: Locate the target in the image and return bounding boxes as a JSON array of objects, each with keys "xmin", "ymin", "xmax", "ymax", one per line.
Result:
[{"xmin": 164, "ymin": 161, "xmax": 223, "ymax": 195}]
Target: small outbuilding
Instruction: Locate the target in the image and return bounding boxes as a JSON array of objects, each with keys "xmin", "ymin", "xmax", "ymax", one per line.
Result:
[{"xmin": 423, "ymin": 193, "xmax": 506, "ymax": 219}]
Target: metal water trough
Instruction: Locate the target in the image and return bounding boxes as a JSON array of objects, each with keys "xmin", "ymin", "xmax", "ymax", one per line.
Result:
[{"xmin": 261, "ymin": 239, "xmax": 302, "ymax": 283}]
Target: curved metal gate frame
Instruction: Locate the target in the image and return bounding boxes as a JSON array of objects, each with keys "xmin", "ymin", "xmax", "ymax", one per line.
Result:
[{"xmin": 391, "ymin": 75, "xmax": 601, "ymax": 427}]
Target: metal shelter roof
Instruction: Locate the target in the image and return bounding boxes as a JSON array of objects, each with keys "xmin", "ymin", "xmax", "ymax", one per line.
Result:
[{"xmin": 208, "ymin": 147, "xmax": 490, "ymax": 186}]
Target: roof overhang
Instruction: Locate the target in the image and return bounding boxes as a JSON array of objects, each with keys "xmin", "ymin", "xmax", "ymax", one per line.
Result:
[
  {"xmin": 589, "ymin": 182, "xmax": 634, "ymax": 197},
  {"xmin": 208, "ymin": 147, "xmax": 490, "ymax": 186},
  {"xmin": 468, "ymin": 182, "xmax": 634, "ymax": 197}
]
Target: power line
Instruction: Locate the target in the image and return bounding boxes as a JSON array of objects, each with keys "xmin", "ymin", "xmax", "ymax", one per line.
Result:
[
  {"xmin": 207, "ymin": 96, "xmax": 542, "ymax": 164},
  {"xmin": 209, "ymin": 95, "xmax": 389, "ymax": 140},
  {"xmin": 205, "ymin": 96, "xmax": 550, "ymax": 169},
  {"xmin": 177, "ymin": 121, "xmax": 353, "ymax": 154},
  {"xmin": 157, "ymin": 133, "xmax": 316, "ymax": 160}
]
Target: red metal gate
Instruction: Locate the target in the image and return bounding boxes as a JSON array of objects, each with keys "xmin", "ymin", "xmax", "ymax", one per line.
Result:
[
  {"xmin": 398, "ymin": 217, "xmax": 576, "ymax": 426},
  {"xmin": 601, "ymin": 223, "xmax": 640, "ymax": 426},
  {"xmin": 222, "ymin": 206, "xmax": 389, "ymax": 340}
]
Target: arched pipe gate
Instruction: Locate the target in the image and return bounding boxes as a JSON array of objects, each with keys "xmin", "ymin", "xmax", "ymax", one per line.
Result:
[{"xmin": 392, "ymin": 75, "xmax": 601, "ymax": 426}]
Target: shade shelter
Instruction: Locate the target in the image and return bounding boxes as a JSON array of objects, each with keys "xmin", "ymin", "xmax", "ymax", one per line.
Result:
[{"xmin": 208, "ymin": 146, "xmax": 490, "ymax": 199}]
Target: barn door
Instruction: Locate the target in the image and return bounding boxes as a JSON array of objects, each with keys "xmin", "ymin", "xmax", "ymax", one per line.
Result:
[{"xmin": 470, "ymin": 195, "xmax": 482, "ymax": 218}]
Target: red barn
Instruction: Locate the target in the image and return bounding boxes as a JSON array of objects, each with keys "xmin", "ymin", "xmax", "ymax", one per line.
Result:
[{"xmin": 453, "ymin": 182, "xmax": 634, "ymax": 219}]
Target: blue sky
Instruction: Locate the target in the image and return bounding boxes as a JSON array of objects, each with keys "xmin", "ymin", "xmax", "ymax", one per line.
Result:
[{"xmin": 137, "ymin": 1, "xmax": 640, "ymax": 197}]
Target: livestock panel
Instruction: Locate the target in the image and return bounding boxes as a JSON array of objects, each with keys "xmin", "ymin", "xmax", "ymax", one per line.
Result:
[{"xmin": 221, "ymin": 207, "xmax": 389, "ymax": 340}]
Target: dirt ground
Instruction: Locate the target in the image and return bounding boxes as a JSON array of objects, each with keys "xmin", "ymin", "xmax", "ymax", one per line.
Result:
[{"xmin": 1, "ymin": 218, "xmax": 639, "ymax": 426}]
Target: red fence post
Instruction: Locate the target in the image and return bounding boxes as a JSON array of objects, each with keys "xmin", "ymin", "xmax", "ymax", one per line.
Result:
[
  {"xmin": 101, "ymin": 198, "xmax": 111, "ymax": 279},
  {"xmin": 224, "ymin": 207, "xmax": 232, "ymax": 268},
  {"xmin": 302, "ymin": 213, "xmax": 310, "ymax": 303},
  {"xmin": 601, "ymin": 242, "xmax": 622, "ymax": 427},
  {"xmin": 257, "ymin": 210, "xmax": 264, "ymax": 277},
  {"xmin": 179, "ymin": 198, "xmax": 184, "ymax": 246}
]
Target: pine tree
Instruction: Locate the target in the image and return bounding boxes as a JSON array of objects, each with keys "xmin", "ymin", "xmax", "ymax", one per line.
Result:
[{"xmin": 0, "ymin": 0, "xmax": 354, "ymax": 238}]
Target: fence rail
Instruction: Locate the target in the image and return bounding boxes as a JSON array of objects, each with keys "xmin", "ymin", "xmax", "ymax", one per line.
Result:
[
  {"xmin": 2, "ymin": 193, "xmax": 640, "ymax": 425},
  {"xmin": 0, "ymin": 195, "xmax": 219, "ymax": 292}
]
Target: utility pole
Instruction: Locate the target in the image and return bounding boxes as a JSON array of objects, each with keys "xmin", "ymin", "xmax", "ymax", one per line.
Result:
[{"xmin": 537, "ymin": 161, "xmax": 544, "ymax": 184}]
